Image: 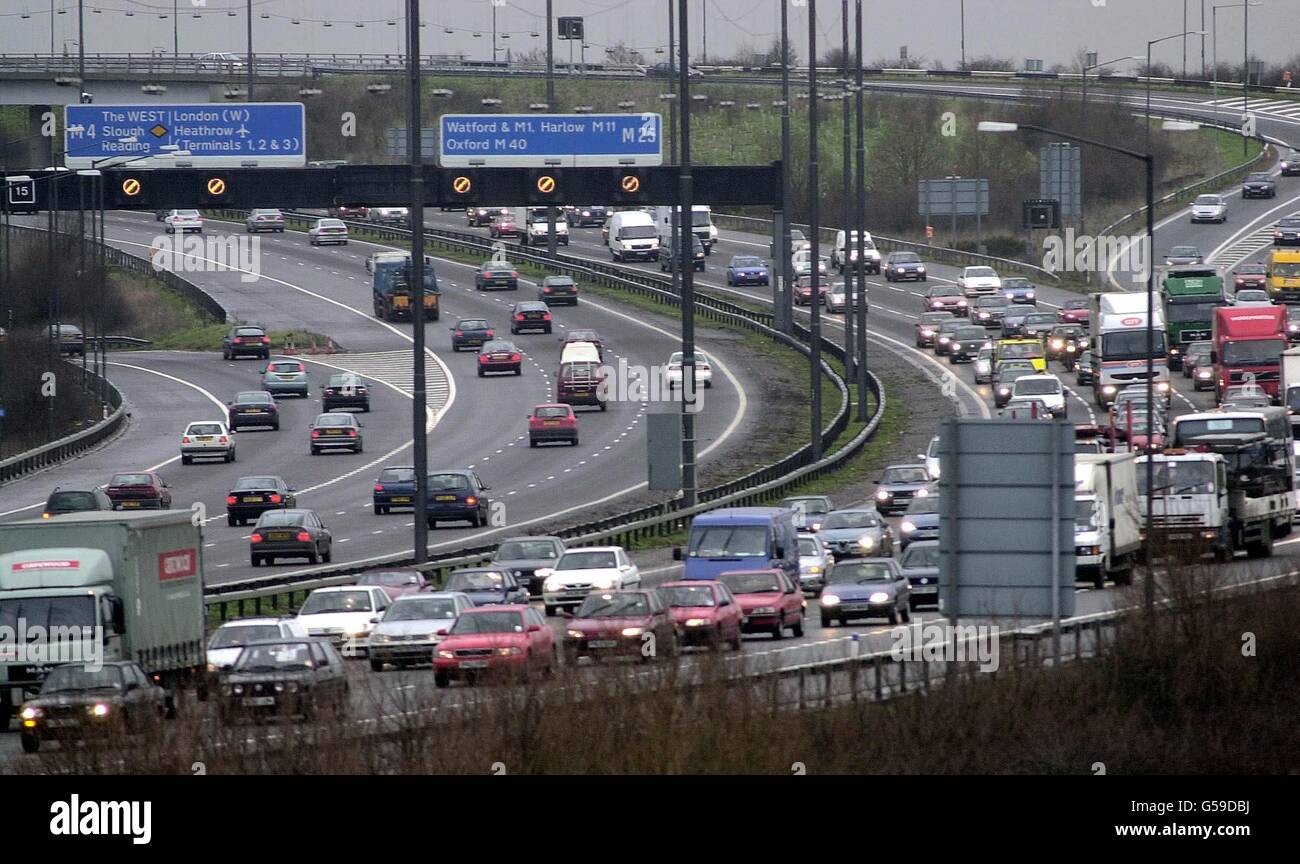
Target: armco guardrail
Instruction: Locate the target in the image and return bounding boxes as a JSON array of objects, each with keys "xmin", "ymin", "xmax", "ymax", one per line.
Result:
[
  {"xmin": 0, "ymin": 364, "xmax": 125, "ymax": 484},
  {"xmin": 710, "ymin": 211, "xmax": 1063, "ymax": 284},
  {"xmin": 198, "ymin": 207, "xmax": 882, "ymax": 619}
]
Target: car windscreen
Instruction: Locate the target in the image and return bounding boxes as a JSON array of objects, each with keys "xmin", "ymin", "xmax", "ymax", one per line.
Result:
[
  {"xmin": 661, "ymin": 585, "xmax": 716, "ymax": 607},
  {"xmin": 999, "ymin": 343, "xmax": 1044, "ymax": 359},
  {"xmin": 577, "ymin": 592, "xmax": 650, "ymax": 617},
  {"xmin": 47, "ymin": 491, "xmax": 99, "ymax": 510},
  {"xmin": 379, "ymin": 468, "xmax": 417, "ymax": 483},
  {"xmin": 428, "ymin": 474, "xmax": 469, "ymax": 492},
  {"xmin": 1137, "ymin": 460, "xmax": 1216, "ymax": 495},
  {"xmin": 1194, "ymin": 196, "xmax": 1221, "ymax": 205},
  {"xmin": 533, "ymin": 406, "xmax": 570, "ymax": 419},
  {"xmin": 798, "ymin": 538, "xmax": 820, "ymax": 556},
  {"xmin": 234, "ymin": 392, "xmax": 272, "ymax": 404},
  {"xmin": 458, "ymin": 320, "xmax": 489, "ymax": 330},
  {"xmin": 828, "ymin": 562, "xmax": 895, "ymax": 584},
  {"xmin": 186, "ymin": 424, "xmax": 223, "ymax": 435},
  {"xmin": 892, "ymin": 253, "xmax": 920, "ymax": 263},
  {"xmin": 881, "ymin": 467, "xmax": 928, "ymax": 484},
  {"xmin": 234, "ymin": 643, "xmax": 315, "ymax": 670},
  {"xmin": 557, "ymin": 551, "xmax": 617, "ymax": 570},
  {"xmin": 1166, "ymin": 302, "xmax": 1220, "ymax": 323},
  {"xmin": 0, "ymin": 595, "xmax": 94, "ymax": 633},
  {"xmin": 233, "ymin": 476, "xmax": 278, "ymax": 490},
  {"xmin": 1016, "ymin": 379, "xmax": 1061, "ymax": 396},
  {"xmin": 1222, "ymin": 339, "xmax": 1285, "ymax": 366},
  {"xmin": 269, "ymin": 363, "xmax": 303, "ymax": 373},
  {"xmin": 905, "ymin": 496, "xmax": 939, "ymax": 515},
  {"xmin": 687, "ymin": 526, "xmax": 770, "ymax": 557},
  {"xmin": 314, "ymin": 415, "xmax": 352, "ymax": 426},
  {"xmin": 618, "ymin": 225, "xmax": 657, "ymax": 239},
  {"xmin": 495, "ymin": 540, "xmax": 560, "ymax": 560},
  {"xmin": 358, "ymin": 572, "xmax": 420, "ymax": 588},
  {"xmin": 821, "ymin": 511, "xmax": 881, "ymax": 530},
  {"xmin": 41, "ymin": 665, "xmax": 124, "ymax": 693},
  {"xmin": 235, "ymin": 327, "xmax": 265, "ymax": 337},
  {"xmin": 386, "ymin": 598, "xmax": 459, "ymax": 621},
  {"xmin": 210, "ymin": 624, "xmax": 282, "ymax": 649},
  {"xmin": 901, "ymin": 545, "xmax": 939, "ymax": 568},
  {"xmin": 720, "ymin": 571, "xmax": 781, "ymax": 594},
  {"xmin": 256, "ymin": 510, "xmax": 307, "ymax": 527},
  {"xmin": 732, "ymin": 257, "xmax": 763, "ymax": 267},
  {"xmin": 966, "ymin": 267, "xmax": 995, "ymax": 277},
  {"xmin": 450, "ymin": 611, "xmax": 523, "ymax": 634},
  {"xmin": 109, "ymin": 474, "xmax": 153, "ymax": 486},
  {"xmin": 445, "ymin": 571, "xmax": 506, "ymax": 592},
  {"xmin": 299, "ymin": 591, "xmax": 372, "ymax": 614}
]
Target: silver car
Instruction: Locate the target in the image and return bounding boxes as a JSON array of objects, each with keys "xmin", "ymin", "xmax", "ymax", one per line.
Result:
[
  {"xmin": 180, "ymin": 420, "xmax": 236, "ymax": 464},
  {"xmin": 818, "ymin": 508, "xmax": 895, "ymax": 559},
  {"xmin": 797, "ymin": 533, "xmax": 835, "ymax": 595},
  {"xmin": 1190, "ymin": 194, "xmax": 1227, "ymax": 224},
  {"xmin": 368, "ymin": 592, "xmax": 474, "ymax": 671},
  {"xmin": 245, "ymin": 208, "xmax": 285, "ymax": 233},
  {"xmin": 206, "ymin": 617, "xmax": 308, "ymax": 674},
  {"xmin": 259, "ymin": 358, "xmax": 310, "ymax": 397}
]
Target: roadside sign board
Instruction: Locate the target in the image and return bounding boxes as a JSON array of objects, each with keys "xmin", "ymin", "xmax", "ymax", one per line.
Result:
[
  {"xmin": 64, "ymin": 103, "xmax": 306, "ymax": 169},
  {"xmin": 439, "ymin": 113, "xmax": 662, "ymax": 167}
]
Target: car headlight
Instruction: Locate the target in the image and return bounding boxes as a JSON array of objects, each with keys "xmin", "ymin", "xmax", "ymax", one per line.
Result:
[
  {"xmin": 621, "ymin": 627, "xmax": 644, "ymax": 638},
  {"xmin": 1102, "ymin": 385, "xmax": 1117, "ymax": 395},
  {"xmin": 371, "ymin": 634, "xmax": 392, "ymax": 643},
  {"xmin": 820, "ymin": 594, "xmax": 841, "ymax": 607},
  {"xmin": 957, "ymin": 300, "xmax": 968, "ymax": 307},
  {"xmin": 685, "ymin": 618, "xmax": 710, "ymax": 627},
  {"xmin": 274, "ymin": 682, "xmax": 286, "ymax": 693},
  {"xmin": 900, "ymin": 521, "xmax": 917, "ymax": 534},
  {"xmin": 207, "ymin": 663, "xmax": 217, "ymax": 673},
  {"xmin": 496, "ymin": 646, "xmax": 522, "ymax": 656},
  {"xmin": 344, "ymin": 622, "xmax": 368, "ymax": 636},
  {"xmin": 20, "ymin": 707, "xmax": 42, "ymax": 720},
  {"xmin": 916, "ymin": 487, "xmax": 929, "ymax": 498},
  {"xmin": 997, "ymin": 387, "xmax": 1010, "ymax": 396},
  {"xmin": 437, "ymin": 649, "xmax": 455, "ymax": 659},
  {"xmin": 1026, "ymin": 292, "xmax": 1035, "ymax": 299},
  {"xmin": 1050, "ymin": 340, "xmax": 1063, "ymax": 350},
  {"xmin": 232, "ymin": 684, "xmax": 244, "ymax": 695},
  {"xmin": 805, "ymin": 564, "xmax": 822, "ymax": 574},
  {"xmin": 593, "ymin": 576, "xmax": 616, "ymax": 590},
  {"xmin": 91, "ymin": 703, "xmax": 110, "ymax": 717},
  {"xmin": 566, "ymin": 629, "xmax": 585, "ymax": 639},
  {"xmin": 544, "ymin": 578, "xmax": 563, "ymax": 593},
  {"xmin": 920, "ymin": 328, "xmax": 934, "ymax": 337},
  {"xmin": 858, "ymin": 535, "xmax": 876, "ymax": 549},
  {"xmin": 876, "ymin": 489, "xmax": 891, "ymax": 500},
  {"xmin": 1197, "ymin": 369, "xmax": 1212, "ymax": 379},
  {"xmin": 868, "ymin": 592, "xmax": 890, "ymax": 604},
  {"xmin": 1156, "ymin": 381, "xmax": 1170, "ymax": 393}
]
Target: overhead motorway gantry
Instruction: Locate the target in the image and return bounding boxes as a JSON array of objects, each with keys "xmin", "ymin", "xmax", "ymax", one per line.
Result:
[{"xmin": 8, "ymin": 164, "xmax": 783, "ymax": 212}]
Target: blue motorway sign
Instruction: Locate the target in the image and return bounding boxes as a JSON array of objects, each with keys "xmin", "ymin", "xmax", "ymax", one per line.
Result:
[
  {"xmin": 63, "ymin": 103, "xmax": 306, "ymax": 169},
  {"xmin": 439, "ymin": 113, "xmax": 662, "ymax": 168}
]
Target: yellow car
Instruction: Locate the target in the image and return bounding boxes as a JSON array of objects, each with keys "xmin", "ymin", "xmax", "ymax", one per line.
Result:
[{"xmin": 994, "ymin": 339, "xmax": 1047, "ymax": 373}]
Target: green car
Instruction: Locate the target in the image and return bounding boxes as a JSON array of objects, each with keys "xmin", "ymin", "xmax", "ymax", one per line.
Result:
[{"xmin": 259, "ymin": 358, "xmax": 310, "ymax": 398}]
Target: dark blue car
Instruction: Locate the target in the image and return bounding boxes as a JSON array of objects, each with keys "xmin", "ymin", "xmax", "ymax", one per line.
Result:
[
  {"xmin": 899, "ymin": 491, "xmax": 939, "ymax": 551},
  {"xmin": 725, "ymin": 255, "xmax": 770, "ymax": 286},
  {"xmin": 1001, "ymin": 277, "xmax": 1038, "ymax": 305},
  {"xmin": 373, "ymin": 466, "xmax": 417, "ymax": 515},
  {"xmin": 442, "ymin": 567, "xmax": 530, "ymax": 606},
  {"xmin": 426, "ymin": 469, "xmax": 491, "ymax": 528},
  {"xmin": 818, "ymin": 558, "xmax": 911, "ymax": 626}
]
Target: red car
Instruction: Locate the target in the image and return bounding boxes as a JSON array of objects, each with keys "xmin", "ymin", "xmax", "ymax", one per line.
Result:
[
  {"xmin": 489, "ymin": 216, "xmax": 520, "ymax": 239},
  {"xmin": 328, "ymin": 205, "xmax": 369, "ymax": 219},
  {"xmin": 355, "ymin": 570, "xmax": 428, "ymax": 599},
  {"xmin": 433, "ymin": 606, "xmax": 556, "ymax": 688},
  {"xmin": 922, "ymin": 285, "xmax": 969, "ymax": 317},
  {"xmin": 104, "ymin": 472, "xmax": 172, "ymax": 510},
  {"xmin": 659, "ymin": 580, "xmax": 744, "ymax": 650},
  {"xmin": 561, "ymin": 590, "xmax": 678, "ymax": 662},
  {"xmin": 718, "ymin": 569, "xmax": 805, "ymax": 639},
  {"xmin": 794, "ymin": 275, "xmax": 830, "ymax": 306},
  {"xmin": 528, "ymin": 403, "xmax": 578, "ymax": 447},
  {"xmin": 1057, "ymin": 299, "xmax": 1090, "ymax": 324}
]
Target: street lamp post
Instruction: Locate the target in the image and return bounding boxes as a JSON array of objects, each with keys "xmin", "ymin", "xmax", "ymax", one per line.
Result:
[
  {"xmin": 979, "ymin": 118, "xmax": 1198, "ymax": 617},
  {"xmin": 678, "ymin": 0, "xmax": 697, "ymax": 508},
  {"xmin": 545, "ymin": 0, "xmax": 557, "ymax": 255},
  {"xmin": 1082, "ymin": 55, "xmax": 1143, "ymax": 118},
  {"xmin": 808, "ymin": 0, "xmax": 823, "ymax": 461},
  {"xmin": 778, "ymin": 1, "xmax": 792, "ymax": 335},
  {"xmin": 1211, "ymin": 4, "xmax": 1261, "ymax": 126},
  {"xmin": 840, "ymin": 0, "xmax": 853, "ymax": 379},
  {"xmin": 854, "ymin": 0, "xmax": 868, "ymax": 420},
  {"xmin": 406, "ymin": 0, "xmax": 429, "ymax": 564}
]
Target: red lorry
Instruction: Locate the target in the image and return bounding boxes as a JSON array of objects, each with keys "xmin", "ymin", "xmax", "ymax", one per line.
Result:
[{"xmin": 1213, "ymin": 305, "xmax": 1287, "ymax": 401}]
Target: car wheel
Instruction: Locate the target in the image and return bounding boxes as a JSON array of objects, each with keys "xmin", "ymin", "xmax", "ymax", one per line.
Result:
[
  {"xmin": 821, "ymin": 614, "xmax": 833, "ymax": 628},
  {"xmin": 322, "ymin": 546, "xmax": 332, "ymax": 564},
  {"xmin": 181, "ymin": 455, "xmax": 191, "ymax": 465},
  {"xmin": 250, "ymin": 555, "xmax": 260, "ymax": 567},
  {"xmin": 572, "ymin": 436, "xmax": 580, "ymax": 446},
  {"xmin": 545, "ymin": 604, "xmax": 557, "ymax": 617},
  {"xmin": 227, "ymin": 515, "xmax": 237, "ymax": 527},
  {"xmin": 529, "ymin": 439, "xmax": 538, "ymax": 448},
  {"xmin": 887, "ymin": 607, "xmax": 899, "ymax": 625},
  {"xmin": 369, "ymin": 658, "xmax": 384, "ymax": 672},
  {"xmin": 771, "ymin": 621, "xmax": 784, "ymax": 640},
  {"xmin": 374, "ymin": 505, "xmax": 385, "ymax": 515},
  {"xmin": 307, "ymin": 551, "xmax": 319, "ymax": 565},
  {"xmin": 434, "ymin": 672, "xmax": 450, "ymax": 689},
  {"xmin": 900, "ymin": 604, "xmax": 911, "ymax": 624},
  {"xmin": 515, "ymin": 367, "xmax": 522, "ymax": 376},
  {"xmin": 792, "ymin": 613, "xmax": 805, "ymax": 638},
  {"xmin": 20, "ymin": 734, "xmax": 39, "ymax": 754},
  {"xmin": 477, "ymin": 368, "xmax": 485, "ymax": 378}
]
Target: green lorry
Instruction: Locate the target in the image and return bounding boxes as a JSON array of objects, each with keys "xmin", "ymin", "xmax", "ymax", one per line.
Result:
[
  {"xmin": 370, "ymin": 252, "xmax": 440, "ymax": 321},
  {"xmin": 0, "ymin": 511, "xmax": 206, "ymax": 727},
  {"xmin": 1161, "ymin": 265, "xmax": 1225, "ymax": 370}
]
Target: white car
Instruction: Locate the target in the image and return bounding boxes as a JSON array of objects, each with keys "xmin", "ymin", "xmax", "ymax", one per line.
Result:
[
  {"xmin": 537, "ymin": 546, "xmax": 641, "ymax": 615},
  {"xmin": 1010, "ymin": 374, "xmax": 1067, "ymax": 418},
  {"xmin": 196, "ymin": 51, "xmax": 243, "ymax": 70},
  {"xmin": 368, "ymin": 206, "xmax": 409, "ymax": 225},
  {"xmin": 367, "ymin": 592, "xmax": 474, "ymax": 671},
  {"xmin": 664, "ymin": 350, "xmax": 713, "ymax": 389},
  {"xmin": 180, "ymin": 420, "xmax": 236, "ymax": 464},
  {"xmin": 1190, "ymin": 194, "xmax": 1227, "ymax": 224},
  {"xmin": 792, "ymin": 250, "xmax": 829, "ymax": 277},
  {"xmin": 920, "ymin": 434, "xmax": 941, "ymax": 481},
  {"xmin": 957, "ymin": 266, "xmax": 1002, "ymax": 298},
  {"xmin": 163, "ymin": 209, "xmax": 203, "ymax": 234},
  {"xmin": 296, "ymin": 585, "xmax": 393, "ymax": 654},
  {"xmin": 206, "ymin": 617, "xmax": 307, "ymax": 674},
  {"xmin": 308, "ymin": 218, "xmax": 349, "ymax": 246},
  {"xmin": 1231, "ymin": 289, "xmax": 1273, "ymax": 306}
]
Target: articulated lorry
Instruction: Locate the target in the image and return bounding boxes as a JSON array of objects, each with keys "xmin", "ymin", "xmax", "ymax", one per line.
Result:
[
  {"xmin": 1212, "ymin": 305, "xmax": 1286, "ymax": 401},
  {"xmin": 1160, "ymin": 265, "xmax": 1224, "ymax": 370},
  {"xmin": 371, "ymin": 252, "xmax": 440, "ymax": 321},
  {"xmin": 0, "ymin": 511, "xmax": 206, "ymax": 727},
  {"xmin": 1089, "ymin": 291, "xmax": 1170, "ymax": 406},
  {"xmin": 1142, "ymin": 407, "xmax": 1296, "ymax": 558},
  {"xmin": 1074, "ymin": 453, "xmax": 1142, "ymax": 589}
]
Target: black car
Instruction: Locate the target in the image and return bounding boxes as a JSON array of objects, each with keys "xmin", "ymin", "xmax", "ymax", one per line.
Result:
[
  {"xmin": 884, "ymin": 251, "xmax": 927, "ymax": 282},
  {"xmin": 1001, "ymin": 305, "xmax": 1039, "ymax": 337},
  {"xmin": 1021, "ymin": 312, "xmax": 1060, "ymax": 341},
  {"xmin": 222, "ymin": 325, "xmax": 271, "ymax": 360},
  {"xmin": 478, "ymin": 339, "xmax": 523, "ymax": 376},
  {"xmin": 933, "ymin": 319, "xmax": 967, "ymax": 356},
  {"xmin": 219, "ymin": 638, "xmax": 349, "ymax": 723},
  {"xmin": 566, "ymin": 205, "xmax": 608, "ymax": 227},
  {"xmin": 468, "ymin": 206, "xmax": 510, "ymax": 227},
  {"xmin": 309, "ymin": 412, "xmax": 363, "ymax": 454},
  {"xmin": 661, "ymin": 235, "xmax": 707, "ymax": 272},
  {"xmin": 970, "ymin": 295, "xmax": 1010, "ymax": 327},
  {"xmin": 227, "ymin": 390, "xmax": 280, "ymax": 431},
  {"xmin": 874, "ymin": 464, "xmax": 931, "ymax": 515},
  {"xmin": 41, "ymin": 487, "xmax": 114, "ymax": 519},
  {"xmin": 1281, "ymin": 151, "xmax": 1300, "ymax": 177},
  {"xmin": 1075, "ymin": 350, "xmax": 1097, "ymax": 386},
  {"xmin": 1242, "ymin": 172, "xmax": 1276, "ymax": 199},
  {"xmin": 491, "ymin": 535, "xmax": 566, "ymax": 596},
  {"xmin": 226, "ymin": 475, "xmax": 296, "ymax": 526},
  {"xmin": 915, "ymin": 311, "xmax": 955, "ymax": 348},
  {"xmin": 250, "ymin": 508, "xmax": 332, "ymax": 566},
  {"xmin": 539, "ymin": 275, "xmax": 579, "ymax": 306},
  {"xmin": 1046, "ymin": 325, "xmax": 1088, "ymax": 363},
  {"xmin": 450, "ymin": 318, "xmax": 495, "ymax": 351},
  {"xmin": 1274, "ymin": 217, "xmax": 1300, "ymax": 247},
  {"xmin": 426, "ymin": 469, "xmax": 491, "ymax": 528},
  {"xmin": 948, "ymin": 326, "xmax": 991, "ymax": 363},
  {"xmin": 443, "ymin": 568, "xmax": 532, "ymax": 606},
  {"xmin": 321, "ymin": 373, "xmax": 371, "ymax": 412},
  {"xmin": 510, "ymin": 301, "xmax": 553, "ymax": 334},
  {"xmin": 18, "ymin": 662, "xmax": 167, "ymax": 753},
  {"xmin": 373, "ymin": 466, "xmax": 417, "ymax": 514},
  {"xmin": 475, "ymin": 260, "xmax": 519, "ymax": 290},
  {"xmin": 50, "ymin": 323, "xmax": 85, "ymax": 356},
  {"xmin": 898, "ymin": 540, "xmax": 940, "ymax": 610}
]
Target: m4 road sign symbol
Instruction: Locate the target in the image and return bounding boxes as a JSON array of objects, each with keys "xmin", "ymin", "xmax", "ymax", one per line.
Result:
[
  {"xmin": 536, "ymin": 174, "xmax": 556, "ymax": 194},
  {"xmin": 452, "ymin": 175, "xmax": 472, "ymax": 194},
  {"xmin": 621, "ymin": 174, "xmax": 641, "ymax": 193},
  {"xmin": 206, "ymin": 177, "xmax": 226, "ymax": 195},
  {"xmin": 122, "ymin": 177, "xmax": 141, "ymax": 196}
]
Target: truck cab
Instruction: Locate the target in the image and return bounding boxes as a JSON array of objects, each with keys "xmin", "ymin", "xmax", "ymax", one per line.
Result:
[
  {"xmin": 1265, "ymin": 249, "xmax": 1300, "ymax": 302},
  {"xmin": 1212, "ymin": 305, "xmax": 1286, "ymax": 401},
  {"xmin": 516, "ymin": 206, "xmax": 570, "ymax": 246},
  {"xmin": 1090, "ymin": 292, "xmax": 1171, "ymax": 407},
  {"xmin": 372, "ymin": 255, "xmax": 440, "ymax": 321},
  {"xmin": 1161, "ymin": 266, "xmax": 1225, "ymax": 370}
]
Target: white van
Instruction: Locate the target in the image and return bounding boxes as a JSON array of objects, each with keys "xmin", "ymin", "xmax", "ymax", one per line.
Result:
[
  {"xmin": 560, "ymin": 342, "xmax": 602, "ymax": 365},
  {"xmin": 514, "ymin": 207, "xmax": 570, "ymax": 246},
  {"xmin": 654, "ymin": 205, "xmax": 718, "ymax": 254},
  {"xmin": 832, "ymin": 229, "xmax": 882, "ymax": 274},
  {"xmin": 607, "ymin": 211, "xmax": 660, "ymax": 262}
]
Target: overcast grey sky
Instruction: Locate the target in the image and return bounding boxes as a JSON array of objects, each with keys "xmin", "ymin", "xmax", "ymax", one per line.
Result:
[{"xmin": 3, "ymin": 1, "xmax": 1295, "ymax": 71}]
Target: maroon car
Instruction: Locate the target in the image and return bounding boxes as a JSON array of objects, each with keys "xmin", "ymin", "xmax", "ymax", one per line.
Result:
[
  {"xmin": 489, "ymin": 215, "xmax": 521, "ymax": 239},
  {"xmin": 1057, "ymin": 298, "xmax": 1091, "ymax": 325},
  {"xmin": 327, "ymin": 205, "xmax": 369, "ymax": 219},
  {"xmin": 355, "ymin": 570, "xmax": 428, "ymax": 599},
  {"xmin": 718, "ymin": 569, "xmax": 806, "ymax": 640},
  {"xmin": 104, "ymin": 472, "xmax": 172, "ymax": 510},
  {"xmin": 561, "ymin": 590, "xmax": 678, "ymax": 662},
  {"xmin": 1233, "ymin": 263, "xmax": 1268, "ymax": 292},
  {"xmin": 794, "ymin": 274, "xmax": 830, "ymax": 306},
  {"xmin": 922, "ymin": 285, "xmax": 969, "ymax": 316},
  {"xmin": 433, "ymin": 605, "xmax": 556, "ymax": 688},
  {"xmin": 659, "ymin": 580, "xmax": 744, "ymax": 650}
]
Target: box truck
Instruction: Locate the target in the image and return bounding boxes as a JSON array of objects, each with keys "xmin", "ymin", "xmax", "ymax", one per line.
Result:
[
  {"xmin": 1074, "ymin": 453, "xmax": 1142, "ymax": 588},
  {"xmin": 655, "ymin": 205, "xmax": 717, "ymax": 254},
  {"xmin": 1089, "ymin": 291, "xmax": 1170, "ymax": 406},
  {"xmin": 514, "ymin": 206, "xmax": 570, "ymax": 246},
  {"xmin": 1212, "ymin": 305, "xmax": 1287, "ymax": 401},
  {"xmin": 0, "ymin": 511, "xmax": 207, "ymax": 727}
]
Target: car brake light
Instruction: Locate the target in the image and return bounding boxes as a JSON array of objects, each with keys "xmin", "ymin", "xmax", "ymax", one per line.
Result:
[
  {"xmin": 543, "ymin": 286, "xmax": 553, "ymax": 292},
  {"xmin": 478, "ymin": 354, "xmax": 489, "ymax": 362},
  {"xmin": 182, "ymin": 436, "xmax": 190, "ymax": 444},
  {"xmin": 543, "ymin": 313, "xmax": 552, "ymax": 320},
  {"xmin": 516, "ymin": 314, "xmax": 525, "ymax": 320},
  {"xmin": 485, "ymin": 330, "xmax": 494, "ymax": 338},
  {"xmin": 454, "ymin": 330, "xmax": 463, "ymax": 337},
  {"xmin": 511, "ymin": 271, "xmax": 518, "ymax": 277},
  {"xmin": 296, "ymin": 364, "xmax": 305, "ymax": 372},
  {"xmin": 269, "ymin": 494, "xmax": 282, "ymax": 503},
  {"xmin": 466, "ymin": 496, "xmax": 478, "ymax": 506},
  {"xmin": 374, "ymin": 485, "xmax": 385, "ymax": 492},
  {"xmin": 311, "ymin": 430, "xmax": 321, "ymax": 438},
  {"xmin": 226, "ymin": 496, "xmax": 237, "ymax": 505},
  {"xmin": 511, "ymin": 353, "xmax": 521, "ymax": 361},
  {"xmin": 219, "ymin": 436, "xmax": 228, "ymax": 444},
  {"xmin": 233, "ymin": 337, "xmax": 243, "ymax": 343},
  {"xmin": 347, "ymin": 429, "xmax": 357, "ymax": 436},
  {"xmin": 296, "ymin": 531, "xmax": 311, "ymax": 542},
  {"xmin": 250, "ymin": 533, "xmax": 263, "ymax": 543}
]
